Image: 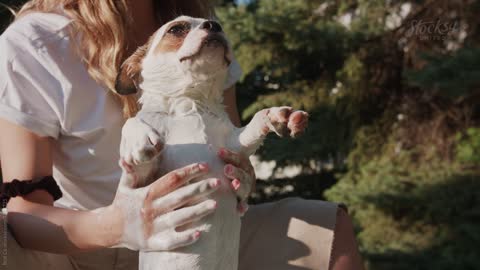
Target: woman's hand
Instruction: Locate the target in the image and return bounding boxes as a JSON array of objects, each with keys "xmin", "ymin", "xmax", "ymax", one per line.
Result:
[
  {"xmin": 105, "ymin": 161, "xmax": 220, "ymax": 251},
  {"xmin": 218, "ymin": 148, "xmax": 256, "ymax": 215}
]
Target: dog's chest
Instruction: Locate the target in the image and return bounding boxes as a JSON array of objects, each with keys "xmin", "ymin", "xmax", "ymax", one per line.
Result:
[
  {"xmin": 166, "ymin": 112, "xmax": 232, "ymax": 146},
  {"xmin": 136, "ymin": 110, "xmax": 241, "ymax": 270},
  {"xmin": 138, "ymin": 110, "xmax": 234, "ymax": 175},
  {"xmin": 139, "ymin": 109, "xmax": 232, "ymax": 145}
]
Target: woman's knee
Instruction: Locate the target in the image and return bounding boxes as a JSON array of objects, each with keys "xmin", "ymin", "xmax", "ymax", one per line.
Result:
[
  {"xmin": 329, "ymin": 206, "xmax": 364, "ymax": 270},
  {"xmin": 335, "ymin": 206, "xmax": 352, "ymax": 233},
  {"xmin": 240, "ymin": 198, "xmax": 341, "ymax": 270}
]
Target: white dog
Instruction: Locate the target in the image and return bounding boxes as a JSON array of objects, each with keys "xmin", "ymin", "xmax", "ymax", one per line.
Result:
[{"xmin": 115, "ymin": 16, "xmax": 309, "ymax": 270}]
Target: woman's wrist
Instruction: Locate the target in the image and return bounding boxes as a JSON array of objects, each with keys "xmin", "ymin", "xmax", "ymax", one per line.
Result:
[{"xmin": 89, "ymin": 204, "xmax": 124, "ymax": 248}]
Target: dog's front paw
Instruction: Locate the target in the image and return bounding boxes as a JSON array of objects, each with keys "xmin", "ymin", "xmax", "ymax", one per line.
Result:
[
  {"xmin": 265, "ymin": 106, "xmax": 309, "ymax": 138},
  {"xmin": 124, "ymin": 134, "xmax": 163, "ymax": 165},
  {"xmin": 120, "ymin": 118, "xmax": 164, "ymax": 165}
]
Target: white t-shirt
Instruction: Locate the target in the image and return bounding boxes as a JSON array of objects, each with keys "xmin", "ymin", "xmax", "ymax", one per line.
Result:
[{"xmin": 0, "ymin": 12, "xmax": 242, "ymax": 210}]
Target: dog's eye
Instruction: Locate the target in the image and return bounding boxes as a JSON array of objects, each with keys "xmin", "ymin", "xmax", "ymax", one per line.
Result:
[{"xmin": 167, "ymin": 23, "xmax": 189, "ymax": 36}]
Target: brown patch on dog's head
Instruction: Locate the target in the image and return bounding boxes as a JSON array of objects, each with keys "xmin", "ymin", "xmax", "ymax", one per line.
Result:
[
  {"xmin": 154, "ymin": 21, "xmax": 191, "ymax": 54},
  {"xmin": 116, "ymin": 17, "xmax": 231, "ymax": 98},
  {"xmin": 115, "ymin": 21, "xmax": 192, "ymax": 95},
  {"xmin": 115, "ymin": 37, "xmax": 153, "ymax": 95}
]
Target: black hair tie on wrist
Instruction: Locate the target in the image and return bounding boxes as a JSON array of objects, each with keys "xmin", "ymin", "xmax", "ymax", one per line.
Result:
[{"xmin": 1, "ymin": 176, "xmax": 63, "ymax": 207}]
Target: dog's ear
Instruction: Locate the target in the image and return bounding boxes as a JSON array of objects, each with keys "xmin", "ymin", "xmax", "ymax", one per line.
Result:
[{"xmin": 115, "ymin": 44, "xmax": 149, "ymax": 95}]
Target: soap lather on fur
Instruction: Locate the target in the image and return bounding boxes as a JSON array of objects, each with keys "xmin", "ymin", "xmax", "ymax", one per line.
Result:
[{"xmin": 114, "ymin": 16, "xmax": 309, "ymax": 270}]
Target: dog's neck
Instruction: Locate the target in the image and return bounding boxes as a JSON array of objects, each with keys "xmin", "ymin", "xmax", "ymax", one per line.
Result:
[
  {"xmin": 138, "ymin": 75, "xmax": 227, "ymax": 116},
  {"xmin": 137, "ymin": 51, "xmax": 230, "ymax": 116}
]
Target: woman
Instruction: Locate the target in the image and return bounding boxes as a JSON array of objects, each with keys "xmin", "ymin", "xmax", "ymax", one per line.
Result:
[{"xmin": 0, "ymin": 0, "xmax": 363, "ymax": 269}]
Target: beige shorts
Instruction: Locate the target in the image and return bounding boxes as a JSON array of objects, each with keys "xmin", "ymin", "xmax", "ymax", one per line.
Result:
[{"xmin": 1, "ymin": 198, "xmax": 338, "ymax": 270}]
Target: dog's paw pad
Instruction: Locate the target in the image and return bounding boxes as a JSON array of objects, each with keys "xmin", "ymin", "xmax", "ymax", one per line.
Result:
[
  {"xmin": 133, "ymin": 145, "xmax": 157, "ymax": 162},
  {"xmin": 287, "ymin": 111, "xmax": 309, "ymax": 138},
  {"xmin": 266, "ymin": 107, "xmax": 308, "ymax": 138},
  {"xmin": 123, "ymin": 136, "xmax": 163, "ymax": 165}
]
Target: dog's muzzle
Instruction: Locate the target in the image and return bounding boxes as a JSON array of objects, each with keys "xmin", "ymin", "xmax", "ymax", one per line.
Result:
[{"xmin": 179, "ymin": 32, "xmax": 231, "ymax": 65}]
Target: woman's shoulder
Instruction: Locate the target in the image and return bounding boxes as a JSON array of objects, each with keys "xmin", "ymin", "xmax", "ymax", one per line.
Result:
[{"xmin": 1, "ymin": 12, "xmax": 73, "ymax": 58}]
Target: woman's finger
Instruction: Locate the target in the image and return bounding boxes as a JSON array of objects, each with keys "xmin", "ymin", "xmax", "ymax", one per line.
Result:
[
  {"xmin": 146, "ymin": 163, "xmax": 209, "ymax": 200},
  {"xmin": 147, "ymin": 228, "xmax": 201, "ymax": 251},
  {"xmin": 224, "ymin": 164, "xmax": 252, "ymax": 201},
  {"xmin": 218, "ymin": 148, "xmax": 255, "ymax": 176},
  {"xmin": 152, "ymin": 200, "xmax": 217, "ymax": 234},
  {"xmin": 217, "ymin": 148, "xmax": 242, "ymax": 167},
  {"xmin": 151, "ymin": 178, "xmax": 220, "ymax": 214},
  {"xmin": 237, "ymin": 201, "xmax": 249, "ymax": 216}
]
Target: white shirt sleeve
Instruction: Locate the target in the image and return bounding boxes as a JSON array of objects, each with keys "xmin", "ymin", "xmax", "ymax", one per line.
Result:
[{"xmin": 0, "ymin": 31, "xmax": 63, "ymax": 139}]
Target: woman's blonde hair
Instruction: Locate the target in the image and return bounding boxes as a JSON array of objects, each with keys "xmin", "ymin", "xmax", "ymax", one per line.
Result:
[{"xmin": 15, "ymin": 0, "xmax": 213, "ymax": 117}]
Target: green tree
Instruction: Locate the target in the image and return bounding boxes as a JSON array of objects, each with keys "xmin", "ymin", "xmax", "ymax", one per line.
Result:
[{"xmin": 217, "ymin": 0, "xmax": 480, "ymax": 269}]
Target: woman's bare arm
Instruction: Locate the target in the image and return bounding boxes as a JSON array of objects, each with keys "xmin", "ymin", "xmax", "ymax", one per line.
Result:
[
  {"xmin": 224, "ymin": 86, "xmax": 241, "ymax": 127},
  {"xmin": 0, "ymin": 118, "xmax": 218, "ymax": 254},
  {"xmin": 0, "ymin": 117, "xmax": 119, "ymax": 253}
]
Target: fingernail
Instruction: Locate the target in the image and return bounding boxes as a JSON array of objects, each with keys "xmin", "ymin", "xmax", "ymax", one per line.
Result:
[
  {"xmin": 210, "ymin": 200, "xmax": 218, "ymax": 209},
  {"xmin": 225, "ymin": 165, "xmax": 233, "ymax": 175},
  {"xmin": 210, "ymin": 179, "xmax": 220, "ymax": 188},
  {"xmin": 194, "ymin": 231, "xmax": 201, "ymax": 239},
  {"xmin": 199, "ymin": 163, "xmax": 208, "ymax": 170},
  {"xmin": 232, "ymin": 179, "xmax": 241, "ymax": 190}
]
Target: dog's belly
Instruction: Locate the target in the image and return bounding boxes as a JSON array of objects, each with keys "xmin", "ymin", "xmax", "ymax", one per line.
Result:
[{"xmin": 139, "ymin": 112, "xmax": 241, "ymax": 270}]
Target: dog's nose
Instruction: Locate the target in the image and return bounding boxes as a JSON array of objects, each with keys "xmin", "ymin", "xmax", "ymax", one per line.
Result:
[{"xmin": 200, "ymin": 20, "xmax": 223, "ymax": 33}]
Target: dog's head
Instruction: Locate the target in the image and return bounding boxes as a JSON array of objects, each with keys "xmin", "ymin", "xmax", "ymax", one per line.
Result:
[{"xmin": 115, "ymin": 16, "xmax": 232, "ymax": 97}]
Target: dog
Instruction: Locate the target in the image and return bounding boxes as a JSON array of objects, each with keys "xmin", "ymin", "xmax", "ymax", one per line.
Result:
[{"xmin": 114, "ymin": 16, "xmax": 309, "ymax": 270}]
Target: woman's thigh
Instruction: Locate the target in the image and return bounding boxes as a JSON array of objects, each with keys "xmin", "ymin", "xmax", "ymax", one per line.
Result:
[
  {"xmin": 3, "ymin": 199, "xmax": 338, "ymax": 270},
  {"xmin": 239, "ymin": 198, "xmax": 338, "ymax": 270},
  {"xmin": 1, "ymin": 214, "xmax": 76, "ymax": 270}
]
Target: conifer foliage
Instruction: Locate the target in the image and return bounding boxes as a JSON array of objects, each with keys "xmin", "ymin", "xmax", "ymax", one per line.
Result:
[
  {"xmin": 216, "ymin": 1, "xmax": 480, "ymax": 269},
  {"xmin": 1, "ymin": 0, "xmax": 479, "ymax": 269}
]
